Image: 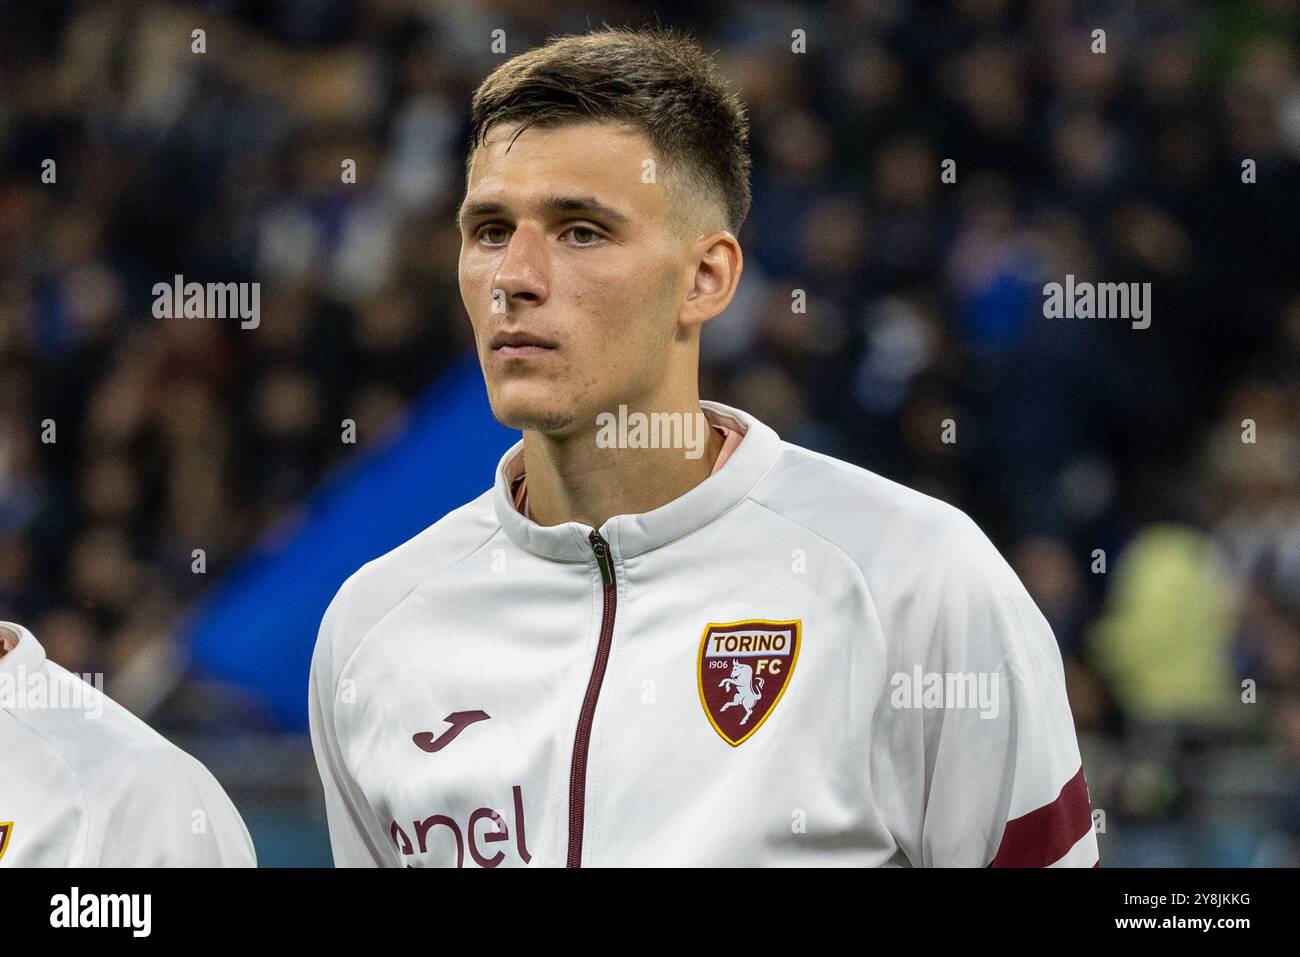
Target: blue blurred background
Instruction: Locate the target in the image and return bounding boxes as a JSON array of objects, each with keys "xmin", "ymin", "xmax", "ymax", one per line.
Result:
[{"xmin": 2, "ymin": 0, "xmax": 1299, "ymax": 866}]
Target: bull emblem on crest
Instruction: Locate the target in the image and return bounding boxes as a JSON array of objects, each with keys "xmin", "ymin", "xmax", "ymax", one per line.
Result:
[{"xmin": 717, "ymin": 659, "xmax": 765, "ymax": 725}]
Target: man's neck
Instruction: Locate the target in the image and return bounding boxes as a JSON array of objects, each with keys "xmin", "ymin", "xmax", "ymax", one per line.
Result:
[{"xmin": 522, "ymin": 400, "xmax": 725, "ymax": 528}]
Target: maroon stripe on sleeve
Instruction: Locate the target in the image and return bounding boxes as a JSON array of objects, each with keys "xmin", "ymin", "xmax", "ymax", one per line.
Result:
[{"xmin": 988, "ymin": 764, "xmax": 1094, "ymax": 867}]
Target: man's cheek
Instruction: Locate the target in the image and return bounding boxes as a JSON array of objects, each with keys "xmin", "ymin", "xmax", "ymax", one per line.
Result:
[{"xmin": 461, "ymin": 262, "xmax": 493, "ymax": 304}]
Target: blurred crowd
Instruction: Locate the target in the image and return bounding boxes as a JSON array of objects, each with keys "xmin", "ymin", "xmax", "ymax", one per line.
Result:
[{"xmin": 1, "ymin": 0, "xmax": 1298, "ymax": 865}]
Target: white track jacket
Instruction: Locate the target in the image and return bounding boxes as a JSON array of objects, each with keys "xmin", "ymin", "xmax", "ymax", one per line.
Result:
[
  {"xmin": 0, "ymin": 622, "xmax": 256, "ymax": 866},
  {"xmin": 309, "ymin": 401, "xmax": 1099, "ymax": 867}
]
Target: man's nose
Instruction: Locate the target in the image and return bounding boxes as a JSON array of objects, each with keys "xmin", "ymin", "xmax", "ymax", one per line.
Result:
[{"xmin": 493, "ymin": 226, "xmax": 547, "ymax": 305}]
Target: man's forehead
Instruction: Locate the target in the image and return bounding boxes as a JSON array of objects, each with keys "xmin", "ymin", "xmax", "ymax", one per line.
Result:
[
  {"xmin": 462, "ymin": 120, "xmax": 667, "ymax": 217},
  {"xmin": 473, "ymin": 123, "xmax": 650, "ymax": 180}
]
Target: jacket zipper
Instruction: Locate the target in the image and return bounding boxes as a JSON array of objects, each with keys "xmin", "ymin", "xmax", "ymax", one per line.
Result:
[{"xmin": 567, "ymin": 529, "xmax": 616, "ymax": 867}]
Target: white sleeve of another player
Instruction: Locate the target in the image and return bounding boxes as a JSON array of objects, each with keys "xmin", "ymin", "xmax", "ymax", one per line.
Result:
[
  {"xmin": 96, "ymin": 747, "xmax": 257, "ymax": 867},
  {"xmin": 188, "ymin": 766, "xmax": 258, "ymax": 867},
  {"xmin": 309, "ymin": 578, "xmax": 394, "ymax": 867}
]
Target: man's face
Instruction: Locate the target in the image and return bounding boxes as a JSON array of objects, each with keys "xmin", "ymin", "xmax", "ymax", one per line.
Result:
[{"xmin": 458, "ymin": 120, "xmax": 692, "ymax": 435}]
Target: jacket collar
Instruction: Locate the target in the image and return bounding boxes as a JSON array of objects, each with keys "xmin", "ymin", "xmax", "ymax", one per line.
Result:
[{"xmin": 493, "ymin": 401, "xmax": 781, "ymax": 562}]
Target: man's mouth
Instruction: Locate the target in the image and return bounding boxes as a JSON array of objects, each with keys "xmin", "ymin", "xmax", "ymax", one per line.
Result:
[{"xmin": 491, "ymin": 330, "xmax": 558, "ymax": 359}]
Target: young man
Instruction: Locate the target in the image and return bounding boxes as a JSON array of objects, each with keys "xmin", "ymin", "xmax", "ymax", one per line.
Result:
[
  {"xmin": 0, "ymin": 622, "xmax": 256, "ymax": 866},
  {"xmin": 309, "ymin": 26, "xmax": 1099, "ymax": 868}
]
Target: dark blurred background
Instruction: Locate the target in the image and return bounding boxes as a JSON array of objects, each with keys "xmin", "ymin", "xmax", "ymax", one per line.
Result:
[{"xmin": 2, "ymin": 0, "xmax": 1299, "ymax": 866}]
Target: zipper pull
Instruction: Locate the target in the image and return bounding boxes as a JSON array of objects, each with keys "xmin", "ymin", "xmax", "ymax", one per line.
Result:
[{"xmin": 589, "ymin": 531, "xmax": 613, "ymax": 587}]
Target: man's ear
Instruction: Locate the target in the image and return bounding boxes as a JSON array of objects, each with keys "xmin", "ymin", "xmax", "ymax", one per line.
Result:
[{"xmin": 679, "ymin": 231, "xmax": 743, "ymax": 330}]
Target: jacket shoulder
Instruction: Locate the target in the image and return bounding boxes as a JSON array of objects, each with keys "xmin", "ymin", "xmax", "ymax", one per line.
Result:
[
  {"xmin": 313, "ymin": 490, "xmax": 500, "ymax": 675},
  {"xmin": 5, "ymin": 664, "xmax": 255, "ymax": 864},
  {"xmin": 750, "ymin": 442, "xmax": 1007, "ymax": 585}
]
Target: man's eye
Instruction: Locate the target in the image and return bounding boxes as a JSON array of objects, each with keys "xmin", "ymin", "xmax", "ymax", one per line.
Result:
[
  {"xmin": 477, "ymin": 225, "xmax": 510, "ymax": 244},
  {"xmin": 564, "ymin": 225, "xmax": 604, "ymax": 245}
]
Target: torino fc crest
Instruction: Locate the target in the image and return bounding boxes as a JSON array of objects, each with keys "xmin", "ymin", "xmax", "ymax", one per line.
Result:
[{"xmin": 697, "ymin": 620, "xmax": 801, "ymax": 747}]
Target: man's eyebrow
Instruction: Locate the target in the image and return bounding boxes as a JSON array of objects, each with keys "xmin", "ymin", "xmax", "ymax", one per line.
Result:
[{"xmin": 456, "ymin": 195, "xmax": 631, "ymax": 230}]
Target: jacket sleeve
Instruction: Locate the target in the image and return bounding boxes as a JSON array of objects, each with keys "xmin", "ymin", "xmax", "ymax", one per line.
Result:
[
  {"xmin": 308, "ymin": 575, "xmax": 396, "ymax": 867},
  {"xmin": 102, "ymin": 752, "xmax": 258, "ymax": 867},
  {"xmin": 872, "ymin": 512, "xmax": 1099, "ymax": 867}
]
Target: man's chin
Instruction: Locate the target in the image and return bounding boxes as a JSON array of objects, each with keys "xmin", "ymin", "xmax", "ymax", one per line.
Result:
[{"xmin": 492, "ymin": 401, "xmax": 579, "ymax": 436}]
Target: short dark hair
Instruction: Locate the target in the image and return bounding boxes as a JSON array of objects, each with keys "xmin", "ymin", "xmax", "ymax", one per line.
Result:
[{"xmin": 467, "ymin": 25, "xmax": 752, "ymax": 234}]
